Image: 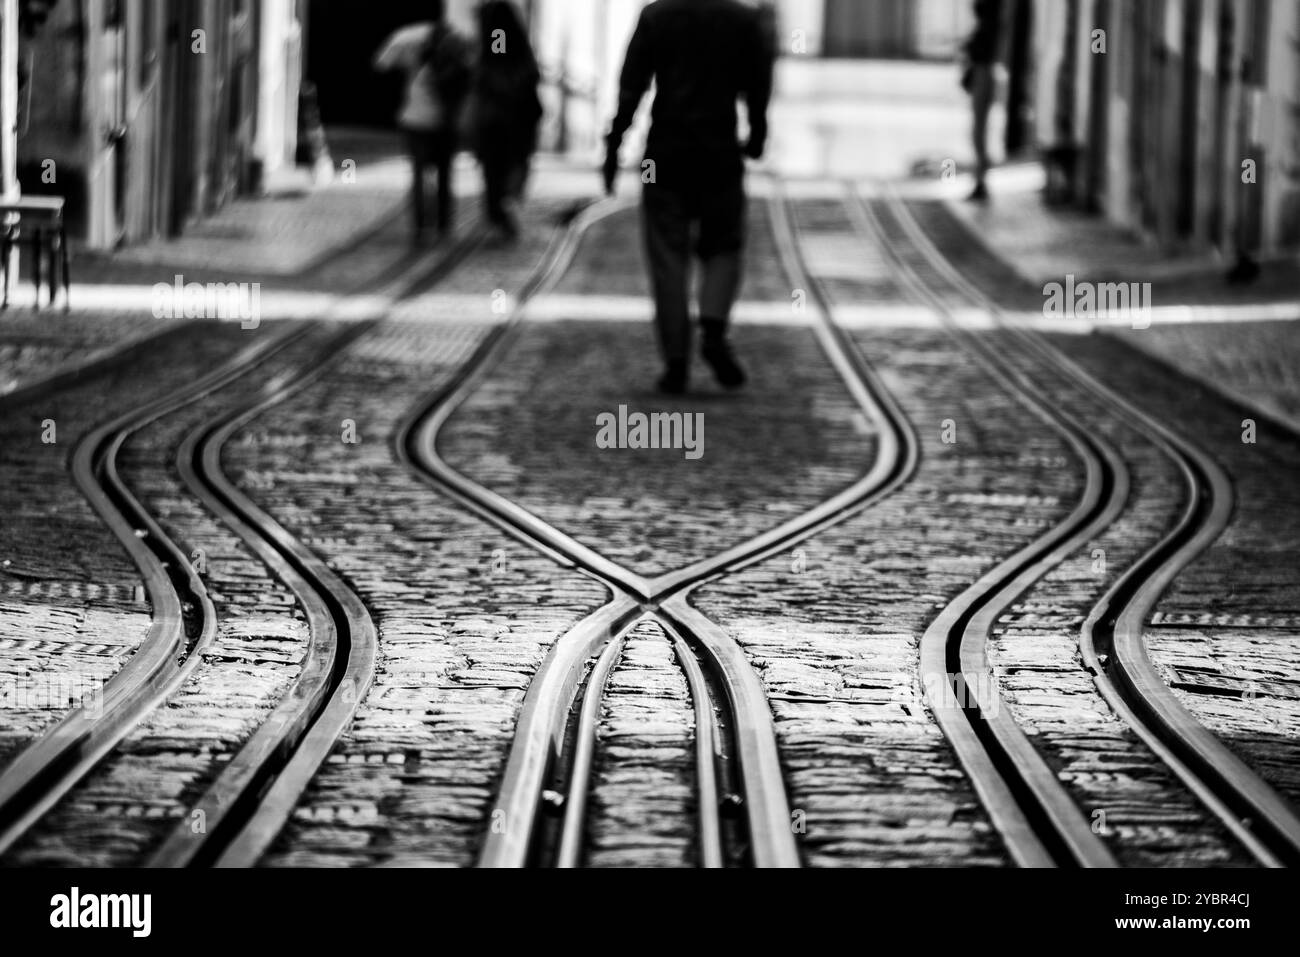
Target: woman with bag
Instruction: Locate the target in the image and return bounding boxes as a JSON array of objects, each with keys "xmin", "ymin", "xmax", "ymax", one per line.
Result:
[
  {"xmin": 469, "ymin": 1, "xmax": 543, "ymax": 243},
  {"xmin": 373, "ymin": 0, "xmax": 473, "ymax": 244}
]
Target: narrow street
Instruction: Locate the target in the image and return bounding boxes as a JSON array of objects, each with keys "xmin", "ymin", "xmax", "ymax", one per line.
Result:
[
  {"xmin": 2, "ymin": 128, "xmax": 1297, "ymax": 868},
  {"xmin": 0, "ymin": 5, "xmax": 1298, "ymax": 933}
]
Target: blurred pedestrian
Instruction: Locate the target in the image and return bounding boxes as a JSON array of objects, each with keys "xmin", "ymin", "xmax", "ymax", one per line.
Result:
[
  {"xmin": 604, "ymin": 0, "xmax": 774, "ymax": 395},
  {"xmin": 373, "ymin": 0, "xmax": 473, "ymax": 244},
  {"xmin": 470, "ymin": 0, "xmax": 543, "ymax": 244},
  {"xmin": 962, "ymin": 0, "xmax": 1003, "ymax": 202}
]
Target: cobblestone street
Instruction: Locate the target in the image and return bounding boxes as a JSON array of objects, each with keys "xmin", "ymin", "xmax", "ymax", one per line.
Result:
[
  {"xmin": 2, "ymin": 10, "xmax": 1300, "ymax": 885},
  {"xmin": 0, "ymin": 14, "xmax": 1297, "ymax": 957},
  {"xmin": 2, "ymin": 142, "xmax": 1296, "ymax": 873}
]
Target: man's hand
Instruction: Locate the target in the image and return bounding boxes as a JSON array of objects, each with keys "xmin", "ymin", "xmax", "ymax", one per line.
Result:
[
  {"xmin": 602, "ymin": 137, "xmax": 622, "ymax": 196},
  {"xmin": 743, "ymin": 125, "xmax": 767, "ymax": 161}
]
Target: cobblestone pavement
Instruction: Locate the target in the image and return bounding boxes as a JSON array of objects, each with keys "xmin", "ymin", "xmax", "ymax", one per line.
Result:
[
  {"xmin": 934, "ymin": 166, "xmax": 1300, "ymax": 309},
  {"xmin": 1053, "ymin": 333, "xmax": 1300, "ymax": 810},
  {"xmin": 0, "ymin": 315, "xmax": 183, "ymax": 400},
  {"xmin": 914, "ymin": 199, "xmax": 1300, "ymax": 813},
  {"xmin": 241, "ymin": 320, "xmax": 607, "ymax": 867},
  {"xmin": 0, "ymin": 182, "xmax": 605, "ymax": 869},
  {"xmin": 0, "ymin": 322, "xmax": 261, "ymax": 771},
  {"xmin": 439, "ymin": 202, "xmax": 870, "ymax": 577},
  {"xmin": 585, "ymin": 618, "xmax": 697, "ymax": 868},
  {"xmin": 1, "ymin": 161, "xmax": 1298, "ymax": 869},
  {"xmin": 1, "ymin": 325, "xmax": 338, "ymax": 866},
  {"xmin": 977, "ymin": 337, "xmax": 1250, "ymax": 866},
  {"xmin": 691, "ymin": 195, "xmax": 1088, "ymax": 865},
  {"xmin": 225, "ymin": 195, "xmax": 613, "ymax": 867},
  {"xmin": 1110, "ymin": 321, "xmax": 1300, "ymax": 433},
  {"xmin": 903, "ymin": 200, "xmax": 1257, "ymax": 866},
  {"xmin": 0, "ymin": 137, "xmax": 426, "ymax": 399},
  {"xmin": 64, "ymin": 191, "xmax": 430, "ymax": 312},
  {"xmin": 691, "ymin": 316, "xmax": 1066, "ymax": 867},
  {"xmin": 75, "ymin": 130, "xmax": 414, "ymax": 288}
]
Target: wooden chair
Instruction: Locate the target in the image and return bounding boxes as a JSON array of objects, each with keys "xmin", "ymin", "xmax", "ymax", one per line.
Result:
[{"xmin": 1, "ymin": 195, "xmax": 71, "ymax": 312}]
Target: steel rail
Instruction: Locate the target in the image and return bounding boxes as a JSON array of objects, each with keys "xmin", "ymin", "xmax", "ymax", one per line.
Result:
[
  {"xmin": 663, "ymin": 615, "xmax": 727, "ymax": 869},
  {"xmin": 0, "ymin": 322, "xmax": 310, "ymax": 856},
  {"xmin": 396, "ymin": 200, "xmax": 661, "ymax": 867},
  {"xmin": 845, "ymin": 187, "xmax": 1120, "ymax": 866},
  {"xmin": 884, "ymin": 188, "xmax": 1300, "ymax": 867},
  {"xmin": 554, "ymin": 622, "xmax": 631, "ymax": 869},
  {"xmin": 148, "ymin": 227, "xmax": 487, "ymax": 867},
  {"xmin": 0, "ymin": 214, "xmax": 484, "ymax": 864},
  {"xmin": 658, "ymin": 598, "xmax": 794, "ymax": 868},
  {"xmin": 401, "ymin": 185, "xmax": 921, "ymax": 868}
]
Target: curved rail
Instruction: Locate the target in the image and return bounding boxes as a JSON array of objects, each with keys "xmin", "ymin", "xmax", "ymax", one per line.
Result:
[
  {"xmin": 0, "ymin": 323, "xmax": 309, "ymax": 855},
  {"xmin": 846, "ymin": 188, "xmax": 1121, "ymax": 866},
  {"xmin": 880, "ymin": 187, "xmax": 1300, "ymax": 867},
  {"xmin": 399, "ymin": 186, "xmax": 922, "ymax": 868},
  {"xmin": 148, "ymin": 230, "xmax": 486, "ymax": 868},
  {"xmin": 0, "ymin": 222, "xmax": 484, "ymax": 864}
]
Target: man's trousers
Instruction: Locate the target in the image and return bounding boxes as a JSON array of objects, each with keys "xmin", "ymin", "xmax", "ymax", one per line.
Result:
[{"xmin": 641, "ymin": 175, "xmax": 747, "ymax": 362}]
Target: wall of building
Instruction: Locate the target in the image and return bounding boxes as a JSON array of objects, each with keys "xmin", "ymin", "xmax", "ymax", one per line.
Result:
[
  {"xmin": 1259, "ymin": 0, "xmax": 1299, "ymax": 249},
  {"xmin": 530, "ymin": 0, "xmax": 640, "ymax": 153},
  {"xmin": 13, "ymin": 0, "xmax": 87, "ymax": 227},
  {"xmin": 257, "ymin": 0, "xmax": 305, "ymax": 181},
  {"xmin": 16, "ymin": 0, "xmax": 302, "ymax": 248},
  {"xmin": 530, "ymin": 0, "xmax": 974, "ymax": 155},
  {"xmin": 770, "ymin": 0, "xmax": 970, "ymax": 59},
  {"xmin": 1035, "ymin": 0, "xmax": 1299, "ymax": 257}
]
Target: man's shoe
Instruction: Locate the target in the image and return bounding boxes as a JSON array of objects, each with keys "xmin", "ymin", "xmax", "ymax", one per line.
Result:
[
  {"xmin": 658, "ymin": 360, "xmax": 689, "ymax": 395},
  {"xmin": 702, "ymin": 342, "xmax": 746, "ymax": 389},
  {"xmin": 700, "ymin": 320, "xmax": 746, "ymax": 390}
]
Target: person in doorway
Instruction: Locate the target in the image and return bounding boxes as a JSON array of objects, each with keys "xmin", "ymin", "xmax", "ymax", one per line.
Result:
[
  {"xmin": 470, "ymin": 0, "xmax": 543, "ymax": 244},
  {"xmin": 962, "ymin": 0, "xmax": 1003, "ymax": 202},
  {"xmin": 603, "ymin": 0, "xmax": 774, "ymax": 395},
  {"xmin": 373, "ymin": 0, "xmax": 473, "ymax": 244}
]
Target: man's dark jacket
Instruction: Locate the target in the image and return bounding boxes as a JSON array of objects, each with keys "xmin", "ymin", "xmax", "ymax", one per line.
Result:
[{"xmin": 608, "ymin": 0, "xmax": 775, "ymax": 184}]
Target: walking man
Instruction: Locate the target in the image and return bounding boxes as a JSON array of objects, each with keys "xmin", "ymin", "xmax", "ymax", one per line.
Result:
[
  {"xmin": 374, "ymin": 1, "xmax": 473, "ymax": 243},
  {"xmin": 603, "ymin": 0, "xmax": 774, "ymax": 395}
]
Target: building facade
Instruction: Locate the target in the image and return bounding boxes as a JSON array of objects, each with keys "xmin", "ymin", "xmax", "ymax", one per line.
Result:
[
  {"xmin": 524, "ymin": 0, "xmax": 1296, "ymax": 259},
  {"xmin": 1034, "ymin": 0, "xmax": 1300, "ymax": 257},
  {"xmin": 16, "ymin": 0, "xmax": 305, "ymax": 248},
  {"xmin": 780, "ymin": 0, "xmax": 974, "ymax": 59},
  {"xmin": 523, "ymin": 0, "xmax": 973, "ymax": 157}
]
